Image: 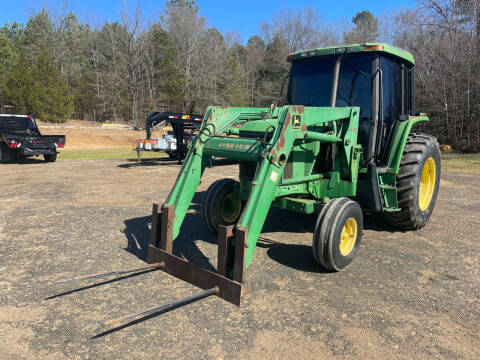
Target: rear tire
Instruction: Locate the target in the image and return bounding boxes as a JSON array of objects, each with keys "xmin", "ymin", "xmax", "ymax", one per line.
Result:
[
  {"xmin": 202, "ymin": 179, "xmax": 243, "ymax": 233},
  {"xmin": 0, "ymin": 143, "xmax": 12, "ymax": 163},
  {"xmin": 385, "ymin": 134, "xmax": 440, "ymax": 230},
  {"xmin": 313, "ymin": 198, "xmax": 363, "ymax": 271},
  {"xmin": 44, "ymin": 153, "xmax": 57, "ymax": 162}
]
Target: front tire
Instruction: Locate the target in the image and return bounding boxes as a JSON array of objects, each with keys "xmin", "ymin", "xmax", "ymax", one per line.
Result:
[
  {"xmin": 313, "ymin": 198, "xmax": 363, "ymax": 271},
  {"xmin": 202, "ymin": 179, "xmax": 243, "ymax": 233},
  {"xmin": 385, "ymin": 134, "xmax": 440, "ymax": 230}
]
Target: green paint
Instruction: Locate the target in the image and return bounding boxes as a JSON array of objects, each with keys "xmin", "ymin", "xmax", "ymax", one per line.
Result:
[
  {"xmin": 271, "ymin": 197, "xmax": 321, "ymax": 214},
  {"xmin": 386, "ymin": 116, "xmax": 429, "ymax": 174}
]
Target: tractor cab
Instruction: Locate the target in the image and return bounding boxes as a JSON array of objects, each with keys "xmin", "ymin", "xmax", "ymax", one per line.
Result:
[{"xmin": 287, "ymin": 43, "xmax": 417, "ymax": 211}]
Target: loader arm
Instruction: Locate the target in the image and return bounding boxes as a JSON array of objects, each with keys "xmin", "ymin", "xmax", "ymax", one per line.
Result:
[
  {"xmin": 159, "ymin": 104, "xmax": 360, "ymax": 280},
  {"xmin": 236, "ymin": 106, "xmax": 297, "ymax": 268},
  {"xmin": 164, "ymin": 106, "xmax": 269, "ymax": 239}
]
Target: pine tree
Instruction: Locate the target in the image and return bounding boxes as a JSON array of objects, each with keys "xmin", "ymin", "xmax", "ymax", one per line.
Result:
[
  {"xmin": 29, "ymin": 48, "xmax": 73, "ymax": 122},
  {"xmin": 344, "ymin": 11, "xmax": 379, "ymax": 43},
  {"xmin": 2, "ymin": 50, "xmax": 34, "ymax": 113}
]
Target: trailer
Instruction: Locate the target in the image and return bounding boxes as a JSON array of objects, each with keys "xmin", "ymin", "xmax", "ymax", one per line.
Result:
[{"xmin": 135, "ymin": 112, "xmax": 203, "ymax": 162}]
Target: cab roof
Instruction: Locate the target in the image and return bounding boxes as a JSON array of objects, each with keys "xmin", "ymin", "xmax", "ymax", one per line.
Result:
[{"xmin": 288, "ymin": 43, "xmax": 415, "ymax": 66}]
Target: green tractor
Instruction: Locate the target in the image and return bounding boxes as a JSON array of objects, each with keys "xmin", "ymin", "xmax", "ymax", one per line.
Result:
[{"xmin": 146, "ymin": 43, "xmax": 440, "ymax": 305}]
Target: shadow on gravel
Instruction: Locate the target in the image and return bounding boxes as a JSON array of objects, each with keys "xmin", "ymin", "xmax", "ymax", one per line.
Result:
[
  {"xmin": 93, "ymin": 194, "xmax": 337, "ymax": 337},
  {"xmin": 261, "ymin": 241, "xmax": 330, "ymax": 274},
  {"xmin": 117, "ymin": 157, "xmax": 178, "ymax": 169},
  {"xmin": 261, "ymin": 207, "xmax": 316, "ymax": 234},
  {"xmin": 363, "ymin": 214, "xmax": 397, "ymax": 232},
  {"xmin": 122, "ymin": 191, "xmax": 401, "ymax": 280},
  {"xmin": 123, "ymin": 191, "xmax": 218, "ymax": 272},
  {"xmin": 123, "ymin": 196, "xmax": 330, "ymax": 276},
  {"xmin": 4, "ymin": 157, "xmax": 47, "ymax": 164},
  {"xmin": 44, "ymin": 269, "xmax": 160, "ymax": 300}
]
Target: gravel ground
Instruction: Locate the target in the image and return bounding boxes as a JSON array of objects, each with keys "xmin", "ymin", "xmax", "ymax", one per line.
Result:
[{"xmin": 0, "ymin": 157, "xmax": 479, "ymax": 359}]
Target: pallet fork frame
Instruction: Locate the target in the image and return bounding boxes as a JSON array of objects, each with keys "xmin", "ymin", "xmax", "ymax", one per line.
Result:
[{"xmin": 147, "ymin": 203, "xmax": 244, "ymax": 305}]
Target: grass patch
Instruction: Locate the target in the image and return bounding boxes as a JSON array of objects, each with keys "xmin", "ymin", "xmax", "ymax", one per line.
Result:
[
  {"xmin": 441, "ymin": 153, "xmax": 480, "ymax": 174},
  {"xmin": 58, "ymin": 148, "xmax": 167, "ymax": 161}
]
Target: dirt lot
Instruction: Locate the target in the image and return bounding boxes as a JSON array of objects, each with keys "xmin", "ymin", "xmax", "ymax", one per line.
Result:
[
  {"xmin": 39, "ymin": 120, "xmax": 145, "ymax": 151},
  {"xmin": 39, "ymin": 120, "xmax": 167, "ymax": 150},
  {"xmin": 0, "ymin": 157, "xmax": 479, "ymax": 359}
]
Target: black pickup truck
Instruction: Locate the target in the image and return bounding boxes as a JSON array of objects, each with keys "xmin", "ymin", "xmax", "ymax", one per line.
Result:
[{"xmin": 0, "ymin": 114, "xmax": 66, "ymax": 163}]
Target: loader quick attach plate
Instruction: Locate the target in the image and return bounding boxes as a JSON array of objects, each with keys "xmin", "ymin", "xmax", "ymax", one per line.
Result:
[{"xmin": 147, "ymin": 204, "xmax": 244, "ymax": 306}]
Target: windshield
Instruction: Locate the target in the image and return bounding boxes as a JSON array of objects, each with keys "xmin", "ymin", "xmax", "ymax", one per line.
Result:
[{"xmin": 287, "ymin": 54, "xmax": 374, "ymax": 118}]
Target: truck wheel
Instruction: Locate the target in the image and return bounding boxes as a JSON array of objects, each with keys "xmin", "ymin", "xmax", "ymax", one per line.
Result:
[
  {"xmin": 202, "ymin": 179, "xmax": 243, "ymax": 233},
  {"xmin": 313, "ymin": 198, "xmax": 363, "ymax": 271},
  {"xmin": 44, "ymin": 153, "xmax": 57, "ymax": 162},
  {"xmin": 385, "ymin": 134, "xmax": 440, "ymax": 230},
  {"xmin": 0, "ymin": 143, "xmax": 12, "ymax": 163}
]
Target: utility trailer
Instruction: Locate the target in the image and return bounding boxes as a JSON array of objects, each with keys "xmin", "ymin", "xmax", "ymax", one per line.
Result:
[
  {"xmin": 0, "ymin": 114, "xmax": 65, "ymax": 163},
  {"xmin": 135, "ymin": 112, "xmax": 203, "ymax": 162},
  {"xmin": 57, "ymin": 43, "xmax": 441, "ymax": 326}
]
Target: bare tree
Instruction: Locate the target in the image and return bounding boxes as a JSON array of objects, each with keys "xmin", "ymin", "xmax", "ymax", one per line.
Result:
[
  {"xmin": 161, "ymin": 0, "xmax": 205, "ymax": 113},
  {"xmin": 261, "ymin": 7, "xmax": 339, "ymax": 53},
  {"xmin": 393, "ymin": 0, "xmax": 480, "ymax": 151}
]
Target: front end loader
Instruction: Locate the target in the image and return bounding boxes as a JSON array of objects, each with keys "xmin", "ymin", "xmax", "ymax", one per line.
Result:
[{"xmin": 56, "ymin": 43, "xmax": 440, "ymax": 324}]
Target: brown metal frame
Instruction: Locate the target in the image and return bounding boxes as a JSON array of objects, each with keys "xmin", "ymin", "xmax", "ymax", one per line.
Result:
[{"xmin": 147, "ymin": 203, "xmax": 245, "ymax": 306}]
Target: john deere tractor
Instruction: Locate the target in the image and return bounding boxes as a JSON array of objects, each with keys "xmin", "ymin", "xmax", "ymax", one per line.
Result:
[{"xmin": 147, "ymin": 43, "xmax": 440, "ymax": 299}]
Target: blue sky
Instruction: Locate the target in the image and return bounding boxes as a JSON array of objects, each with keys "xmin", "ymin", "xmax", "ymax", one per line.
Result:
[{"xmin": 0, "ymin": 0, "xmax": 416, "ymax": 42}]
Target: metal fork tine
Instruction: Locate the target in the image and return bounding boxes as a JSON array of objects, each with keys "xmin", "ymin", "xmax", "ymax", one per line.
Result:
[{"xmin": 105, "ymin": 286, "xmax": 219, "ymax": 327}]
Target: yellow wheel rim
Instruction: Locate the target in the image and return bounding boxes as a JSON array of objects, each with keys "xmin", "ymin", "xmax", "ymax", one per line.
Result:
[
  {"xmin": 339, "ymin": 217, "xmax": 357, "ymax": 256},
  {"xmin": 221, "ymin": 193, "xmax": 242, "ymax": 223},
  {"xmin": 419, "ymin": 157, "xmax": 436, "ymax": 211}
]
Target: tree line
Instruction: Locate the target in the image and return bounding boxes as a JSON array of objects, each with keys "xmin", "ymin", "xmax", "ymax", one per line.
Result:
[{"xmin": 0, "ymin": 0, "xmax": 478, "ymax": 151}]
